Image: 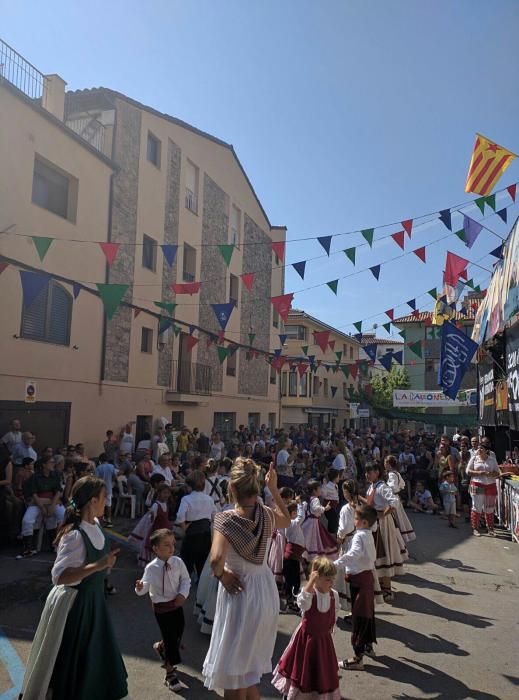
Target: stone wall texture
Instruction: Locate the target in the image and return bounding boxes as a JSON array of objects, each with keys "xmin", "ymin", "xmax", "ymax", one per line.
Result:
[
  {"xmin": 157, "ymin": 139, "xmax": 181, "ymax": 386},
  {"xmin": 238, "ymin": 214, "xmax": 271, "ymax": 397},
  {"xmin": 103, "ymin": 97, "xmax": 141, "ymax": 382},
  {"xmin": 197, "ymin": 174, "xmax": 229, "ymax": 392}
]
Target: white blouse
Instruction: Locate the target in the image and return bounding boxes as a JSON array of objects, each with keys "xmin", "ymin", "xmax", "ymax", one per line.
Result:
[
  {"xmin": 297, "ymin": 588, "xmax": 340, "ymax": 621},
  {"xmin": 135, "ymin": 555, "xmax": 191, "ymax": 604},
  {"xmin": 367, "ymin": 481, "xmax": 398, "ymax": 510},
  {"xmin": 321, "ymin": 481, "xmax": 339, "ymax": 503},
  {"xmin": 334, "ymin": 529, "xmax": 376, "ymax": 575},
  {"xmin": 175, "ymin": 491, "xmax": 216, "ymax": 523},
  {"xmin": 51, "ymin": 520, "xmax": 105, "ymax": 586},
  {"xmin": 387, "ymin": 471, "xmax": 405, "ymax": 495},
  {"xmin": 466, "ymin": 454, "xmax": 499, "ymax": 485},
  {"xmin": 149, "ymin": 501, "xmax": 168, "ymax": 519},
  {"xmin": 337, "ymin": 502, "xmax": 356, "ymax": 540},
  {"xmin": 309, "ymin": 496, "xmax": 325, "ymax": 517}
]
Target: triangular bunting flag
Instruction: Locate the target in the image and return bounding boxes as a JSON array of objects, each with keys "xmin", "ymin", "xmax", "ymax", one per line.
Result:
[
  {"xmin": 454, "ymin": 229, "xmax": 465, "ymax": 242},
  {"xmin": 353, "ymin": 321, "xmax": 362, "ymax": 333},
  {"xmin": 391, "ymin": 231, "xmax": 405, "ymax": 250},
  {"xmin": 340, "ymin": 364, "xmax": 350, "ymax": 378},
  {"xmin": 326, "ymin": 280, "xmax": 338, "ymax": 295},
  {"xmin": 331, "ymin": 386, "xmax": 337, "ymax": 397},
  {"xmin": 159, "ymin": 316, "xmax": 173, "ymax": 334},
  {"xmin": 463, "ymin": 215, "xmax": 482, "ymax": 249},
  {"xmin": 172, "ymin": 282, "xmax": 201, "ymax": 295},
  {"xmin": 399, "ymin": 329, "xmax": 407, "ymax": 340},
  {"xmin": 485, "ymin": 194, "xmax": 496, "ymax": 211},
  {"xmin": 445, "ymin": 252, "xmax": 469, "ymax": 286},
  {"xmin": 379, "ymin": 353, "xmax": 393, "ymax": 372},
  {"xmin": 497, "ymin": 208, "xmax": 508, "ymax": 223},
  {"xmin": 407, "ymin": 299, "xmax": 416, "ymax": 310},
  {"xmin": 72, "ymin": 282, "xmax": 82, "ymax": 299},
  {"xmin": 344, "ymin": 247, "xmax": 356, "ymax": 265},
  {"xmin": 189, "ymin": 325, "xmax": 196, "ymax": 335},
  {"xmin": 412, "ymin": 309, "xmax": 420, "ymax": 319},
  {"xmin": 328, "ymin": 340, "xmax": 335, "ymax": 351},
  {"xmin": 408, "ymin": 340, "xmax": 423, "ymax": 358},
  {"xmin": 96, "ymin": 283, "xmax": 128, "ymax": 320},
  {"xmin": 318, "ymin": 236, "xmax": 332, "ymax": 256},
  {"xmin": 313, "ymin": 330, "xmax": 330, "ymax": 353},
  {"xmin": 217, "ymin": 346, "xmax": 229, "ymax": 363},
  {"xmin": 241, "ymin": 272, "xmax": 255, "ymax": 291},
  {"xmin": 292, "ymin": 261, "xmax": 306, "ymax": 280},
  {"xmin": 186, "ymin": 335, "xmax": 199, "ymax": 352},
  {"xmin": 489, "ymin": 245, "xmax": 504, "ymax": 260},
  {"xmin": 335, "ymin": 351, "xmax": 343, "ymax": 362},
  {"xmin": 297, "ymin": 363, "xmax": 308, "ymax": 378},
  {"xmin": 475, "ymin": 197, "xmax": 486, "ymax": 215},
  {"xmin": 460, "ymin": 269, "xmax": 468, "ymax": 280},
  {"xmin": 279, "ymin": 334, "xmax": 287, "ymax": 346},
  {"xmin": 507, "ymin": 184, "xmax": 517, "ymax": 202},
  {"xmin": 154, "ymin": 301, "xmax": 176, "ymax": 315},
  {"xmin": 349, "ymin": 364, "xmax": 359, "ymax": 379},
  {"xmin": 272, "ymin": 241, "xmax": 285, "ymax": 262},
  {"xmin": 271, "ymin": 355, "xmax": 285, "ymax": 373},
  {"xmin": 354, "ymin": 333, "xmax": 363, "ymax": 342},
  {"xmin": 393, "ymin": 350, "xmax": 403, "ymax": 365},
  {"xmin": 133, "ymin": 308, "xmax": 141, "ymax": 318},
  {"xmin": 302, "ymin": 345, "xmax": 309, "ymax": 356},
  {"xmin": 32, "ymin": 236, "xmax": 53, "ymax": 261},
  {"xmin": 427, "ymin": 288, "xmax": 437, "ymax": 300},
  {"xmin": 363, "ymin": 344, "xmax": 378, "ymax": 362},
  {"xmin": 271, "ymin": 293, "xmax": 294, "ymax": 322},
  {"xmin": 161, "ymin": 244, "xmax": 178, "ymax": 267},
  {"xmin": 382, "ymin": 322, "xmax": 391, "ymax": 333},
  {"xmin": 99, "ymin": 242, "xmax": 120, "ymax": 267},
  {"xmin": 248, "ymin": 332, "xmax": 256, "ymax": 345},
  {"xmin": 439, "ymin": 209, "xmax": 452, "ymax": 231},
  {"xmin": 211, "ymin": 302, "xmax": 235, "ymax": 330},
  {"xmin": 348, "ymin": 387, "xmax": 356, "ymax": 398},
  {"xmin": 402, "ymin": 219, "xmax": 413, "ymax": 238},
  {"xmin": 465, "ymin": 279, "xmax": 475, "ymax": 290},
  {"xmin": 385, "ymin": 309, "xmax": 394, "ymax": 321},
  {"xmin": 0, "ymin": 262, "xmax": 8, "ymax": 275},
  {"xmin": 369, "ymin": 265, "xmax": 380, "ymax": 280},
  {"xmin": 218, "ymin": 244, "xmax": 235, "ymax": 267},
  {"xmin": 173, "ymin": 325, "xmax": 182, "ymax": 337},
  {"xmin": 413, "ymin": 246, "xmax": 426, "ymax": 263},
  {"xmin": 20, "ymin": 270, "xmax": 50, "ymax": 307},
  {"xmin": 361, "ymin": 229, "xmax": 374, "ymax": 248}
]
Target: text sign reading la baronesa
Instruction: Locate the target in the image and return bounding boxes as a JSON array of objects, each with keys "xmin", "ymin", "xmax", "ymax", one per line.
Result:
[{"xmin": 393, "ymin": 390, "xmax": 476, "ymax": 408}]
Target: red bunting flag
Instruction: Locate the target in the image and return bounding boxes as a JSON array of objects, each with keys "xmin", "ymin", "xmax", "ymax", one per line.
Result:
[
  {"xmin": 459, "ymin": 268, "xmax": 468, "ymax": 281},
  {"xmin": 328, "ymin": 340, "xmax": 335, "ymax": 351},
  {"xmin": 186, "ymin": 335, "xmax": 199, "ymax": 351},
  {"xmin": 241, "ymin": 272, "xmax": 255, "ymax": 291},
  {"xmin": 218, "ymin": 330, "xmax": 225, "ymax": 343},
  {"xmin": 508, "ymin": 184, "xmax": 517, "ymax": 202},
  {"xmin": 413, "ymin": 246, "xmax": 426, "ymax": 263},
  {"xmin": 271, "ymin": 355, "xmax": 285, "ymax": 372},
  {"xmin": 133, "ymin": 308, "xmax": 141, "ymax": 318},
  {"xmin": 402, "ymin": 219, "xmax": 413, "ymax": 238},
  {"xmin": 385, "ymin": 309, "xmax": 394, "ymax": 321},
  {"xmin": 99, "ymin": 242, "xmax": 120, "ymax": 267},
  {"xmin": 271, "ymin": 293, "xmax": 294, "ymax": 322},
  {"xmin": 412, "ymin": 310, "xmax": 420, "ymax": 319},
  {"xmin": 0, "ymin": 263, "xmax": 8, "ymax": 275},
  {"xmin": 391, "ymin": 231, "xmax": 405, "ymax": 250},
  {"xmin": 172, "ymin": 282, "xmax": 201, "ymax": 295},
  {"xmin": 349, "ymin": 364, "xmax": 358, "ymax": 379},
  {"xmin": 444, "ymin": 252, "xmax": 468, "ymax": 287},
  {"xmin": 271, "ymin": 241, "xmax": 286, "ymax": 262},
  {"xmin": 313, "ymin": 330, "xmax": 330, "ymax": 353}
]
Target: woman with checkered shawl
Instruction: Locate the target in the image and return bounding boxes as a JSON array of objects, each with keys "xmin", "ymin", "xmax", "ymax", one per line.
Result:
[{"xmin": 202, "ymin": 458, "xmax": 291, "ymax": 698}]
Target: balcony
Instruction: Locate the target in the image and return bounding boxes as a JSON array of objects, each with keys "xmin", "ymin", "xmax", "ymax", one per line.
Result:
[
  {"xmin": 66, "ymin": 114, "xmax": 106, "ymax": 154},
  {"xmin": 0, "ymin": 38, "xmax": 46, "ymax": 100},
  {"xmin": 165, "ymin": 360, "xmax": 212, "ymax": 404}
]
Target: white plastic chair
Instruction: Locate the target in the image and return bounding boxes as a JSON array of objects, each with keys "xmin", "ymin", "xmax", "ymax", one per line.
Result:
[{"xmin": 114, "ymin": 475, "xmax": 136, "ymax": 519}]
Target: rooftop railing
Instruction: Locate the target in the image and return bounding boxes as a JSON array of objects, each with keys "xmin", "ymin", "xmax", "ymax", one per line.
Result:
[{"xmin": 0, "ymin": 38, "xmax": 46, "ymax": 100}]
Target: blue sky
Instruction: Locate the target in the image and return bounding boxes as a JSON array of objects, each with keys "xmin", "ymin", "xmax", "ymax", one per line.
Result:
[{"xmin": 3, "ymin": 0, "xmax": 519, "ymax": 335}]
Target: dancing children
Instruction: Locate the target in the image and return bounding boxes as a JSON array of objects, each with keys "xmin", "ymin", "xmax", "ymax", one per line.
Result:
[
  {"xmin": 301, "ymin": 480, "xmax": 339, "ymax": 561},
  {"xmin": 175, "ymin": 470, "xmax": 216, "ymax": 578},
  {"xmin": 135, "ymin": 528, "xmax": 191, "ymax": 692},
  {"xmin": 385, "ymin": 456, "xmax": 416, "ymax": 543},
  {"xmin": 364, "ymin": 463, "xmax": 408, "ymax": 602},
  {"xmin": 335, "ymin": 505, "xmax": 378, "ymax": 671},
  {"xmin": 268, "ymin": 486, "xmax": 295, "ymax": 589},
  {"xmin": 129, "ymin": 482, "xmax": 172, "ymax": 567},
  {"xmin": 282, "ymin": 499, "xmax": 306, "ymax": 611},
  {"xmin": 19, "ymin": 476, "xmax": 127, "ymax": 700},
  {"xmin": 439, "ymin": 471, "xmax": 458, "ymax": 528},
  {"xmin": 336, "ymin": 479, "xmax": 359, "ymax": 612},
  {"xmin": 272, "ymin": 556, "xmax": 340, "ymax": 700},
  {"xmin": 321, "ymin": 468, "xmax": 340, "ymax": 534}
]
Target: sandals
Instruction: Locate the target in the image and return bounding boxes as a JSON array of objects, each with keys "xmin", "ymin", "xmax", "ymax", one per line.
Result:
[
  {"xmin": 339, "ymin": 657, "xmax": 364, "ymax": 671},
  {"xmin": 164, "ymin": 670, "xmax": 184, "ymax": 691}
]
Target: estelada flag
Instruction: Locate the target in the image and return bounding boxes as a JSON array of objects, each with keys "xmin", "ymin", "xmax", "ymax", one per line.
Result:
[{"xmin": 465, "ymin": 133, "xmax": 516, "ymax": 195}]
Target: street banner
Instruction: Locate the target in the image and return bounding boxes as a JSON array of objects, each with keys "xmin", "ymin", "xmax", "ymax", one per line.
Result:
[
  {"xmin": 393, "ymin": 389, "xmax": 476, "ymax": 408},
  {"xmin": 439, "ymin": 321, "xmax": 479, "ymax": 399},
  {"xmin": 506, "ymin": 325, "xmax": 519, "ymax": 430}
]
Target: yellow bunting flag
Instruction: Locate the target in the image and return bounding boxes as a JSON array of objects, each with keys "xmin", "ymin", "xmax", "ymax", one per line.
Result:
[{"xmin": 465, "ymin": 133, "xmax": 516, "ymax": 196}]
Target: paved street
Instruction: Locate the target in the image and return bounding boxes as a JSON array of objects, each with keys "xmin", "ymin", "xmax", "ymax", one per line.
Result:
[{"xmin": 1, "ymin": 513, "xmax": 518, "ymax": 700}]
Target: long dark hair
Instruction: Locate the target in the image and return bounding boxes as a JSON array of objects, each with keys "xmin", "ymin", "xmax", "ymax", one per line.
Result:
[{"xmin": 55, "ymin": 476, "xmax": 106, "ymax": 545}]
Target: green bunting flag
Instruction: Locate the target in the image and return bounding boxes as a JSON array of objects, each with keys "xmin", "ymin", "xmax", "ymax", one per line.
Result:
[
  {"xmin": 465, "ymin": 279, "xmax": 475, "ymax": 290},
  {"xmin": 218, "ymin": 244, "xmax": 235, "ymax": 267},
  {"xmin": 361, "ymin": 229, "xmax": 374, "ymax": 248},
  {"xmin": 154, "ymin": 301, "xmax": 176, "ymax": 315},
  {"xmin": 301, "ymin": 345, "xmax": 309, "ymax": 356},
  {"xmin": 248, "ymin": 332, "xmax": 256, "ymax": 345},
  {"xmin": 382, "ymin": 322, "xmax": 391, "ymax": 333},
  {"xmin": 340, "ymin": 364, "xmax": 350, "ymax": 378},
  {"xmin": 474, "ymin": 284, "xmax": 481, "ymax": 293},
  {"xmin": 485, "ymin": 194, "xmax": 496, "ymax": 211},
  {"xmin": 96, "ymin": 283, "xmax": 129, "ymax": 320},
  {"xmin": 427, "ymin": 288, "xmax": 437, "ymax": 300},
  {"xmin": 335, "ymin": 351, "xmax": 342, "ymax": 362},
  {"xmin": 454, "ymin": 229, "xmax": 465, "ymax": 242},
  {"xmin": 326, "ymin": 279, "xmax": 339, "ymax": 295},
  {"xmin": 408, "ymin": 340, "xmax": 423, "ymax": 358},
  {"xmin": 344, "ymin": 247, "xmax": 356, "ymax": 265},
  {"xmin": 353, "ymin": 321, "xmax": 362, "ymax": 333},
  {"xmin": 399, "ymin": 329, "xmax": 407, "ymax": 340},
  {"xmin": 348, "ymin": 387, "xmax": 356, "ymax": 398},
  {"xmin": 475, "ymin": 197, "xmax": 486, "ymax": 215},
  {"xmin": 32, "ymin": 236, "xmax": 53, "ymax": 261},
  {"xmin": 217, "ymin": 346, "xmax": 229, "ymax": 363},
  {"xmin": 173, "ymin": 325, "xmax": 182, "ymax": 337}
]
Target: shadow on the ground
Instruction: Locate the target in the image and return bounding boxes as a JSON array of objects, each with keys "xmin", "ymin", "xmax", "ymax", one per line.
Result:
[
  {"xmin": 377, "ymin": 618, "xmax": 469, "ymax": 657},
  {"xmin": 369, "ymin": 655, "xmax": 501, "ymax": 700},
  {"xmin": 392, "ymin": 591, "xmax": 494, "ymax": 629},
  {"xmin": 399, "ymin": 572, "xmax": 472, "ymax": 596}
]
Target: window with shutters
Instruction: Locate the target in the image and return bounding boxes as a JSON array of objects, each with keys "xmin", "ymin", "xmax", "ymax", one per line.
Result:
[
  {"xmin": 183, "ymin": 243, "xmax": 196, "ymax": 281},
  {"xmin": 185, "ymin": 160, "xmax": 199, "ymax": 213},
  {"xmin": 230, "ymin": 204, "xmax": 241, "ymax": 248},
  {"xmin": 146, "ymin": 132, "xmax": 161, "ymax": 168},
  {"xmin": 142, "ymin": 234, "xmax": 157, "ymax": 271},
  {"xmin": 229, "ymin": 274, "xmax": 239, "ymax": 307},
  {"xmin": 289, "ymin": 371, "xmax": 298, "ymax": 397},
  {"xmin": 141, "ymin": 327, "xmax": 153, "ymax": 353},
  {"xmin": 31, "ymin": 156, "xmax": 78, "ymax": 222},
  {"xmin": 300, "ymin": 373, "xmax": 307, "ymax": 396},
  {"xmin": 270, "ymin": 365, "xmax": 277, "ymax": 385},
  {"xmin": 21, "ymin": 280, "xmax": 72, "ymax": 346},
  {"xmin": 226, "ymin": 349, "xmax": 237, "ymax": 377},
  {"xmin": 280, "ymin": 371, "xmax": 287, "ymax": 397}
]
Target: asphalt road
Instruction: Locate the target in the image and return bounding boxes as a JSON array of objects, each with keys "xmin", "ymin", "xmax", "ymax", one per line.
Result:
[{"xmin": 1, "ymin": 513, "xmax": 518, "ymax": 700}]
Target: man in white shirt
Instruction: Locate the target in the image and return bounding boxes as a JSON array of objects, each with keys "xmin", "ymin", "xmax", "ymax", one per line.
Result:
[
  {"xmin": 1, "ymin": 419, "xmax": 22, "ymax": 455},
  {"xmin": 275, "ymin": 441, "xmax": 295, "ymax": 487},
  {"xmin": 152, "ymin": 454, "xmax": 174, "ymax": 485}
]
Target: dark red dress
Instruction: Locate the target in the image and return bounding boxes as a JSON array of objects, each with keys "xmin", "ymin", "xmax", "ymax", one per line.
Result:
[{"xmin": 272, "ymin": 590, "xmax": 340, "ymax": 698}]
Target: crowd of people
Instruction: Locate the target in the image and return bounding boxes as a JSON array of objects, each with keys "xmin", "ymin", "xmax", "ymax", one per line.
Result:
[{"xmin": 0, "ymin": 418, "xmax": 503, "ymax": 699}]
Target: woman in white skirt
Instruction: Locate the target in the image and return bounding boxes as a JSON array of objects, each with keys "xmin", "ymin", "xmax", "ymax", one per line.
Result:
[
  {"xmin": 202, "ymin": 458, "xmax": 291, "ymax": 698},
  {"xmin": 364, "ymin": 463, "xmax": 408, "ymax": 602},
  {"xmin": 385, "ymin": 455, "xmax": 416, "ymax": 543}
]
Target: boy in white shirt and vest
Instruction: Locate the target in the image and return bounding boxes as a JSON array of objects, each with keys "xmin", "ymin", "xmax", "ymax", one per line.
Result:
[
  {"xmin": 136, "ymin": 529, "xmax": 191, "ymax": 692},
  {"xmin": 334, "ymin": 505, "xmax": 378, "ymax": 671}
]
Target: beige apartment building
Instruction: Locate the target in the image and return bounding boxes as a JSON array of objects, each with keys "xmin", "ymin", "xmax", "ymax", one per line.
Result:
[
  {"xmin": 280, "ymin": 310, "xmax": 361, "ymax": 430},
  {"xmin": 0, "ymin": 39, "xmax": 285, "ymax": 455}
]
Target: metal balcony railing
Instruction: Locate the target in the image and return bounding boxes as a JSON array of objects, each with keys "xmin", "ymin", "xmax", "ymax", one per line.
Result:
[
  {"xmin": 0, "ymin": 38, "xmax": 46, "ymax": 100},
  {"xmin": 66, "ymin": 115, "xmax": 106, "ymax": 153},
  {"xmin": 170, "ymin": 360, "xmax": 212, "ymax": 395}
]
